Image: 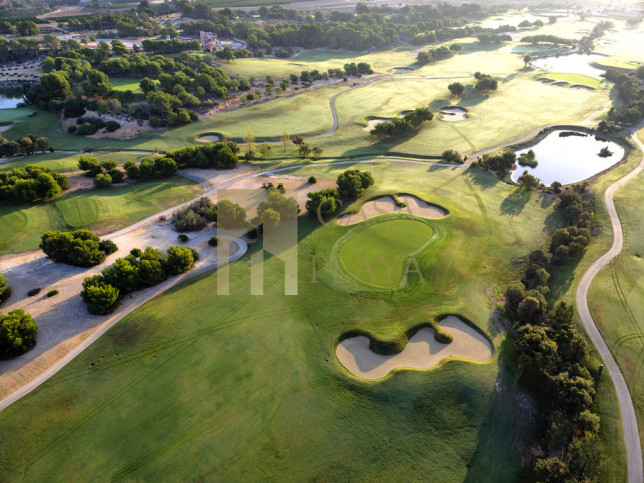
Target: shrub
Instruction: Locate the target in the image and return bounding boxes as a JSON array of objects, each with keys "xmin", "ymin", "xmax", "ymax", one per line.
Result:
[
  {"xmin": 149, "ymin": 116, "xmax": 161, "ymax": 128},
  {"xmin": 108, "ymin": 168, "xmax": 124, "ymax": 183},
  {"xmin": 40, "ymin": 229, "xmax": 117, "ymax": 267},
  {"xmin": 68, "ymin": 125, "xmax": 77, "ymax": 134},
  {"xmin": 208, "ymin": 236, "xmax": 218, "ymax": 247},
  {"xmin": 166, "ymin": 245, "xmax": 197, "ymax": 275},
  {"xmin": 102, "ymin": 258, "xmax": 141, "ymax": 294},
  {"xmin": 0, "ymin": 165, "xmax": 68, "ymax": 202},
  {"xmin": 130, "ymin": 248, "xmax": 142, "ymax": 257},
  {"xmin": 171, "ymin": 197, "xmax": 214, "ymax": 232},
  {"xmin": 77, "ymin": 122, "xmax": 98, "ymax": 136},
  {"xmin": 308, "ymin": 176, "xmax": 317, "ymax": 183},
  {"xmin": 178, "ymin": 234, "xmax": 189, "ymax": 242},
  {"xmin": 0, "ymin": 309, "xmax": 38, "ymax": 359},
  {"xmin": 80, "ymin": 276, "xmax": 120, "ymax": 315},
  {"xmin": 215, "ymin": 200, "xmax": 247, "ymax": 229},
  {"xmin": 0, "ymin": 272, "xmax": 10, "ymax": 304},
  {"xmin": 27, "ymin": 288, "xmax": 41, "ymax": 297},
  {"xmin": 247, "ymin": 228, "xmax": 258, "ymax": 239},
  {"xmin": 305, "ymin": 188, "xmax": 339, "ymax": 216},
  {"xmin": 105, "ymin": 121, "xmax": 121, "ymax": 133},
  {"xmin": 93, "ymin": 173, "xmax": 112, "ymax": 188},
  {"xmin": 337, "ymin": 169, "xmax": 374, "ymax": 198},
  {"xmin": 47, "ymin": 289, "xmax": 59, "ymax": 297},
  {"xmin": 442, "ymin": 149, "xmax": 462, "ymax": 163}
]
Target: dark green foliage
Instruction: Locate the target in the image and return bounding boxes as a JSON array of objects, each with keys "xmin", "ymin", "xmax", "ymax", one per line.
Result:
[
  {"xmin": 98, "ymin": 240, "xmax": 118, "ymax": 256},
  {"xmin": 370, "ymin": 107, "xmax": 434, "ymax": 139},
  {"xmin": 27, "ymin": 288, "xmax": 41, "ymax": 297},
  {"xmin": 257, "ymin": 190, "xmax": 299, "ymax": 231},
  {"xmin": 336, "ymin": 169, "xmax": 375, "ymax": 198},
  {"xmin": 80, "ymin": 276, "xmax": 120, "ymax": 315},
  {"xmin": 108, "ymin": 169, "xmax": 124, "ymax": 183},
  {"xmin": 47, "ymin": 290, "xmax": 59, "ymax": 297},
  {"xmin": 520, "ymin": 34, "xmax": 574, "ymax": 46},
  {"xmin": 171, "ymin": 197, "xmax": 214, "ymax": 232},
  {"xmin": 40, "ymin": 229, "xmax": 117, "ymax": 267},
  {"xmin": 93, "ymin": 173, "xmax": 112, "ymax": 188},
  {"xmin": 208, "ymin": 236, "xmax": 218, "ymax": 247},
  {"xmin": 0, "ymin": 309, "xmax": 38, "ymax": 359},
  {"xmin": 0, "ymin": 164, "xmax": 67, "ymax": 202},
  {"xmin": 105, "ymin": 121, "xmax": 121, "ymax": 133},
  {"xmin": 478, "ymin": 150, "xmax": 516, "ymax": 171},
  {"xmin": 102, "ymin": 258, "xmax": 142, "ymax": 294},
  {"xmin": 504, "ymin": 280, "xmax": 526, "ymax": 309},
  {"xmin": 308, "ymin": 176, "xmax": 317, "ymax": 184},
  {"xmin": 215, "ymin": 200, "xmax": 247, "ymax": 229},
  {"xmin": 0, "ymin": 272, "xmax": 10, "ymax": 304},
  {"xmin": 517, "ymin": 149, "xmax": 538, "ymax": 168},
  {"xmin": 178, "ymin": 234, "xmax": 189, "ymax": 242},
  {"xmin": 0, "ymin": 134, "xmax": 50, "ymax": 158},
  {"xmin": 166, "ymin": 245, "xmax": 196, "ymax": 275},
  {"xmin": 78, "ymin": 155, "xmax": 102, "ymax": 176},
  {"xmin": 305, "ymin": 188, "xmax": 339, "ymax": 217},
  {"xmin": 447, "ymin": 82, "xmax": 464, "ymax": 96},
  {"xmin": 247, "ymin": 228, "xmax": 258, "ymax": 239},
  {"xmin": 442, "ymin": 149, "xmax": 461, "ymax": 163},
  {"xmin": 166, "ymin": 142, "xmax": 239, "ymax": 170}
]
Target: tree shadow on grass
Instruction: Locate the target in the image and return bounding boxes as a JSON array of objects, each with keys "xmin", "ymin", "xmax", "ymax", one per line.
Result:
[
  {"xmin": 454, "ymin": 86, "xmax": 489, "ymax": 108},
  {"xmin": 547, "ymin": 258, "xmax": 582, "ymax": 303},
  {"xmin": 500, "ymin": 188, "xmax": 532, "ymax": 216},
  {"xmin": 466, "ymin": 168, "xmax": 500, "ymax": 191}
]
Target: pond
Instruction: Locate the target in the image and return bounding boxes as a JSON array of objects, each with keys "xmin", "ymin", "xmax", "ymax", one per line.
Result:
[
  {"xmin": 531, "ymin": 53, "xmax": 607, "ymax": 78},
  {"xmin": 511, "ymin": 130, "xmax": 625, "ymax": 186},
  {"xmin": 0, "ymin": 94, "xmax": 23, "ymax": 109}
]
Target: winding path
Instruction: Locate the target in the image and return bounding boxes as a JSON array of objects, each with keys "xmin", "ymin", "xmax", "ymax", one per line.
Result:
[{"xmin": 576, "ymin": 123, "xmax": 644, "ymax": 483}]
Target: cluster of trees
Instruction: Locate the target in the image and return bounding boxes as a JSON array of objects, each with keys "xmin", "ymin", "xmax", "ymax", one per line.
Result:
[
  {"xmin": 40, "ymin": 230, "xmax": 118, "ymax": 267},
  {"xmin": 52, "ymin": 12, "xmax": 161, "ymax": 38},
  {"xmin": 78, "ymin": 156, "xmax": 123, "ymax": 182},
  {"xmin": 0, "ymin": 134, "xmax": 50, "ymax": 158},
  {"xmin": 448, "ymin": 82, "xmax": 464, "ymax": 96},
  {"xmin": 504, "ymin": 187, "xmax": 601, "ymax": 480},
  {"xmin": 0, "ymin": 309, "xmax": 38, "ymax": 360},
  {"xmin": 171, "ymin": 197, "xmax": 218, "ymax": 232},
  {"xmin": 416, "ymin": 45, "xmax": 459, "ymax": 65},
  {"xmin": 124, "ymin": 157, "xmax": 178, "ymax": 179},
  {"xmin": 141, "ymin": 39, "xmax": 202, "ymax": 54},
  {"xmin": 0, "ymin": 272, "xmax": 10, "ymax": 304},
  {"xmin": 291, "ymin": 136, "xmax": 323, "ymax": 160},
  {"xmin": 257, "ymin": 189, "xmax": 299, "ymax": 231},
  {"xmin": 520, "ymin": 35, "xmax": 574, "ymax": 46},
  {"xmin": 305, "ymin": 188, "xmax": 339, "ymax": 217},
  {"xmin": 442, "ymin": 149, "xmax": 462, "ymax": 163},
  {"xmin": 517, "ymin": 149, "xmax": 538, "ymax": 168},
  {"xmin": 0, "ymin": 37, "xmax": 41, "ymax": 63},
  {"xmin": 473, "ymin": 72, "xmax": 498, "ymax": 92},
  {"xmin": 477, "ymin": 150, "xmax": 516, "ymax": 171},
  {"xmin": 81, "ymin": 245, "xmax": 198, "ymax": 315},
  {"xmin": 0, "ymin": 165, "xmax": 68, "ymax": 202},
  {"xmin": 477, "ymin": 32, "xmax": 512, "ymax": 44},
  {"xmin": 518, "ymin": 19, "xmax": 544, "ymax": 28},
  {"xmin": 70, "ymin": 117, "xmax": 121, "ymax": 136},
  {"xmin": 166, "ymin": 141, "xmax": 239, "ymax": 169},
  {"xmin": 605, "ymin": 69, "xmax": 644, "ymax": 125},
  {"xmin": 370, "ymin": 107, "xmax": 434, "ymax": 140},
  {"xmin": 336, "ymin": 169, "xmax": 375, "ymax": 198}
]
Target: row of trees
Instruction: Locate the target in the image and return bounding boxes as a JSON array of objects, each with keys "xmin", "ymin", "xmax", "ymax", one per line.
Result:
[
  {"xmin": 81, "ymin": 245, "xmax": 198, "ymax": 315},
  {"xmin": 0, "ymin": 165, "xmax": 68, "ymax": 203},
  {"xmin": 40, "ymin": 230, "xmax": 118, "ymax": 268},
  {"xmin": 0, "ymin": 134, "xmax": 50, "ymax": 158},
  {"xmin": 504, "ymin": 184, "xmax": 602, "ymax": 480},
  {"xmin": 605, "ymin": 69, "xmax": 644, "ymax": 125},
  {"xmin": 370, "ymin": 107, "xmax": 434, "ymax": 140},
  {"xmin": 166, "ymin": 141, "xmax": 239, "ymax": 170},
  {"xmin": 0, "ymin": 272, "xmax": 37, "ymax": 360},
  {"xmin": 416, "ymin": 44, "xmax": 460, "ymax": 65}
]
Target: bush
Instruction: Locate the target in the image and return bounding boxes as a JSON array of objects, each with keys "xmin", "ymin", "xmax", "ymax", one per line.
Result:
[
  {"xmin": 80, "ymin": 276, "xmax": 120, "ymax": 315},
  {"xmin": 93, "ymin": 173, "xmax": 112, "ymax": 188},
  {"xmin": 215, "ymin": 200, "xmax": 247, "ymax": 229},
  {"xmin": 27, "ymin": 288, "xmax": 41, "ymax": 297},
  {"xmin": 165, "ymin": 142, "xmax": 239, "ymax": 170},
  {"xmin": 40, "ymin": 229, "xmax": 117, "ymax": 267},
  {"xmin": 208, "ymin": 236, "xmax": 218, "ymax": 247},
  {"xmin": 108, "ymin": 168, "xmax": 124, "ymax": 183},
  {"xmin": 0, "ymin": 164, "xmax": 68, "ymax": 202},
  {"xmin": 166, "ymin": 245, "xmax": 197, "ymax": 275},
  {"xmin": 442, "ymin": 149, "xmax": 462, "ymax": 163},
  {"xmin": 178, "ymin": 234, "xmax": 189, "ymax": 242},
  {"xmin": 149, "ymin": 116, "xmax": 161, "ymax": 128},
  {"xmin": 68, "ymin": 125, "xmax": 77, "ymax": 134},
  {"xmin": 130, "ymin": 248, "xmax": 142, "ymax": 257},
  {"xmin": 105, "ymin": 120, "xmax": 121, "ymax": 133},
  {"xmin": 305, "ymin": 188, "xmax": 339, "ymax": 217},
  {"xmin": 337, "ymin": 169, "xmax": 374, "ymax": 198},
  {"xmin": 0, "ymin": 272, "xmax": 10, "ymax": 304},
  {"xmin": 308, "ymin": 176, "xmax": 317, "ymax": 183},
  {"xmin": 47, "ymin": 289, "xmax": 59, "ymax": 297},
  {"xmin": 77, "ymin": 122, "xmax": 98, "ymax": 136},
  {"xmin": 0, "ymin": 309, "xmax": 38, "ymax": 359},
  {"xmin": 171, "ymin": 197, "xmax": 214, "ymax": 232}
]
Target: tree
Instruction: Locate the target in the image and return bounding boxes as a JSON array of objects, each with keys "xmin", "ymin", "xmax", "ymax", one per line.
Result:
[
  {"xmin": 0, "ymin": 272, "xmax": 10, "ymax": 304},
  {"xmin": 257, "ymin": 190, "xmax": 298, "ymax": 229},
  {"xmin": 417, "ymin": 51, "xmax": 432, "ymax": 65},
  {"xmin": 549, "ymin": 16, "xmax": 557, "ymax": 24},
  {"xmin": 305, "ymin": 188, "xmax": 338, "ymax": 217},
  {"xmin": 166, "ymin": 245, "xmax": 196, "ymax": 275},
  {"xmin": 17, "ymin": 21, "xmax": 39, "ymax": 36},
  {"xmin": 337, "ymin": 169, "xmax": 374, "ymax": 198},
  {"xmin": 505, "ymin": 281, "xmax": 526, "ymax": 308},
  {"xmin": 311, "ymin": 145, "xmax": 323, "ymax": 160},
  {"xmin": 94, "ymin": 173, "xmax": 112, "ymax": 188},
  {"xmin": 280, "ymin": 131, "xmax": 290, "ymax": 152},
  {"xmin": 518, "ymin": 150, "xmax": 538, "ymax": 168},
  {"xmin": 40, "ymin": 230, "xmax": 116, "ymax": 267},
  {"xmin": 449, "ymin": 44, "xmax": 462, "ymax": 53},
  {"xmin": 523, "ymin": 54, "xmax": 532, "ymax": 67},
  {"xmin": 0, "ymin": 309, "xmax": 38, "ymax": 359},
  {"xmin": 139, "ymin": 77, "xmax": 156, "ymax": 94},
  {"xmin": 516, "ymin": 324, "xmax": 558, "ymax": 375},
  {"xmin": 260, "ymin": 142, "xmax": 272, "ymax": 159},
  {"xmin": 447, "ymin": 82, "xmax": 464, "ymax": 97},
  {"xmin": 244, "ymin": 128, "xmax": 256, "ymax": 155},
  {"xmin": 442, "ymin": 149, "xmax": 461, "ymax": 163},
  {"xmin": 83, "ymin": 69, "xmax": 113, "ymax": 98},
  {"xmin": 216, "ymin": 200, "xmax": 247, "ymax": 229},
  {"xmin": 111, "ymin": 39, "xmax": 129, "ymax": 56},
  {"xmin": 260, "ymin": 208, "xmax": 281, "ymax": 231},
  {"xmin": 154, "ymin": 157, "xmax": 178, "ymax": 177},
  {"xmin": 298, "ymin": 143, "xmax": 312, "ymax": 159},
  {"xmin": 81, "ymin": 276, "xmax": 120, "ymax": 315},
  {"xmin": 216, "ymin": 46, "xmax": 235, "ymax": 62},
  {"xmin": 567, "ymin": 432, "xmax": 605, "ymax": 481},
  {"xmin": 518, "ymin": 171, "xmax": 540, "ymax": 190},
  {"xmin": 38, "ymin": 72, "xmax": 72, "ymax": 102},
  {"xmin": 475, "ymin": 76, "xmax": 498, "ymax": 92}
]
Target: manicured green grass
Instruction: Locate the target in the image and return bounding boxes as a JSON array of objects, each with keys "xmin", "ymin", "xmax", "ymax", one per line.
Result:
[
  {"xmin": 0, "ymin": 151, "xmax": 158, "ymax": 173},
  {"xmin": 109, "ymin": 77, "xmax": 146, "ymax": 92},
  {"xmin": 0, "ymin": 162, "xmax": 560, "ymax": 481},
  {"xmin": 594, "ymin": 57, "xmax": 644, "ymax": 71},
  {"xmin": 338, "ymin": 217, "xmax": 436, "ymax": 288},
  {"xmin": 0, "ymin": 177, "xmax": 202, "ymax": 254}
]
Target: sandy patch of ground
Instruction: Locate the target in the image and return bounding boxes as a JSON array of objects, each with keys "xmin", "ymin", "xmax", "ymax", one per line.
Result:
[
  {"xmin": 336, "ymin": 316, "xmax": 493, "ymax": 380},
  {"xmin": 439, "ymin": 106, "xmax": 468, "ymax": 122},
  {"xmin": 338, "ymin": 194, "xmax": 446, "ymax": 226},
  {"xmin": 571, "ymin": 85, "xmax": 595, "ymax": 91},
  {"xmin": 59, "ymin": 111, "xmax": 150, "ymax": 140},
  {"xmin": 392, "ymin": 68, "xmax": 413, "ymax": 74},
  {"xmin": 0, "ymin": 124, "xmax": 12, "ymax": 132},
  {"xmin": 198, "ymin": 135, "xmax": 220, "ymax": 142},
  {"xmin": 363, "ymin": 118, "xmax": 390, "ymax": 132},
  {"xmin": 0, "ymin": 60, "xmax": 41, "ymax": 82}
]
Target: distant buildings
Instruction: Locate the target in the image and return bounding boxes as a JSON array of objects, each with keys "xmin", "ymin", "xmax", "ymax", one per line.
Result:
[{"xmin": 199, "ymin": 31, "xmax": 220, "ymax": 51}]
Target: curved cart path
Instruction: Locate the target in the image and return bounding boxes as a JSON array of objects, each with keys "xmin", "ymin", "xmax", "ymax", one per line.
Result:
[{"xmin": 576, "ymin": 123, "xmax": 644, "ymax": 483}]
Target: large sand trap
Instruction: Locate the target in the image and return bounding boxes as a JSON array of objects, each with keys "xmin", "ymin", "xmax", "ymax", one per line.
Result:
[
  {"xmin": 336, "ymin": 316, "xmax": 492, "ymax": 380},
  {"xmin": 571, "ymin": 84, "xmax": 595, "ymax": 91},
  {"xmin": 439, "ymin": 106, "xmax": 468, "ymax": 122},
  {"xmin": 198, "ymin": 134, "xmax": 220, "ymax": 142},
  {"xmin": 337, "ymin": 194, "xmax": 446, "ymax": 225},
  {"xmin": 363, "ymin": 118, "xmax": 390, "ymax": 132},
  {"xmin": 393, "ymin": 67, "xmax": 413, "ymax": 74}
]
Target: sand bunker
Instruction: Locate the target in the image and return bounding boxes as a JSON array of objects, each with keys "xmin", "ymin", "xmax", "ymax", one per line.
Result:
[
  {"xmin": 393, "ymin": 67, "xmax": 413, "ymax": 74},
  {"xmin": 337, "ymin": 194, "xmax": 446, "ymax": 225},
  {"xmin": 336, "ymin": 316, "xmax": 492, "ymax": 380},
  {"xmin": 363, "ymin": 118, "xmax": 391, "ymax": 132},
  {"xmin": 537, "ymin": 77, "xmax": 554, "ymax": 84},
  {"xmin": 439, "ymin": 106, "xmax": 468, "ymax": 122},
  {"xmin": 0, "ymin": 124, "xmax": 12, "ymax": 132},
  {"xmin": 552, "ymin": 81, "xmax": 569, "ymax": 87},
  {"xmin": 198, "ymin": 134, "xmax": 220, "ymax": 143},
  {"xmin": 571, "ymin": 85, "xmax": 595, "ymax": 91}
]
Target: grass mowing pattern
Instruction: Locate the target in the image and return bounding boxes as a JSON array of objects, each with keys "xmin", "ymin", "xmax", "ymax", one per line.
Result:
[
  {"xmin": 338, "ymin": 218, "xmax": 436, "ymax": 289},
  {"xmin": 0, "ymin": 178, "xmax": 202, "ymax": 254}
]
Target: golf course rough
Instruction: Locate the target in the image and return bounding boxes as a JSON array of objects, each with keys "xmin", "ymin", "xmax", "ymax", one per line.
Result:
[{"xmin": 336, "ymin": 315, "xmax": 493, "ymax": 380}]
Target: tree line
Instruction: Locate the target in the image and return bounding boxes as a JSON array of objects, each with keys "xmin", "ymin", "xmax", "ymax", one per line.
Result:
[
  {"xmin": 0, "ymin": 164, "xmax": 68, "ymax": 203},
  {"xmin": 370, "ymin": 107, "xmax": 434, "ymax": 140}
]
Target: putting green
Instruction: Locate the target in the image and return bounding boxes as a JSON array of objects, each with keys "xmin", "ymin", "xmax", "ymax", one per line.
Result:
[{"xmin": 338, "ymin": 218, "xmax": 436, "ymax": 289}]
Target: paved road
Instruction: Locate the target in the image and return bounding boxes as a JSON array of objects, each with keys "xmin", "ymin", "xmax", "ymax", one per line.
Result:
[{"xmin": 575, "ymin": 123, "xmax": 644, "ymax": 483}]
